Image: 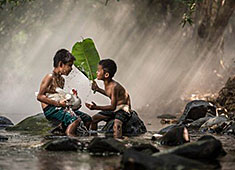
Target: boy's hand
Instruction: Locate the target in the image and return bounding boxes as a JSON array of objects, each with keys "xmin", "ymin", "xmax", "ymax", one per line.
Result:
[
  {"xmin": 69, "ymin": 110, "xmax": 76, "ymax": 117},
  {"xmin": 85, "ymin": 102, "xmax": 97, "ymax": 110},
  {"xmin": 58, "ymin": 99, "xmax": 67, "ymax": 107},
  {"xmin": 92, "ymin": 81, "xmax": 99, "ymax": 91}
]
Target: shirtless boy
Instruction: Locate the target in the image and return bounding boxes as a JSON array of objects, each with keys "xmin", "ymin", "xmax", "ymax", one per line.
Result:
[
  {"xmin": 85, "ymin": 59, "xmax": 131, "ymax": 138},
  {"xmin": 37, "ymin": 49, "xmax": 91, "ymax": 136}
]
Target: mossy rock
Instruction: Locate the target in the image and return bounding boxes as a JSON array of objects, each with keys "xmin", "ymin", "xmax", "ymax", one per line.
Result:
[
  {"xmin": 5, "ymin": 113, "xmax": 53, "ymax": 135},
  {"xmin": 0, "ymin": 116, "xmax": 14, "ymax": 128}
]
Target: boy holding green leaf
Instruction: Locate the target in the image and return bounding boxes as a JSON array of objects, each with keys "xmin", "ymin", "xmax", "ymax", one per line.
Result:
[{"xmin": 85, "ymin": 59, "xmax": 131, "ymax": 138}]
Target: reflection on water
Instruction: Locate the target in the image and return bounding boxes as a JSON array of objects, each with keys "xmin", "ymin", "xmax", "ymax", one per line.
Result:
[
  {"xmin": 0, "ymin": 131, "xmax": 121, "ymax": 170},
  {"xmin": 0, "ymin": 128, "xmax": 235, "ymax": 170}
]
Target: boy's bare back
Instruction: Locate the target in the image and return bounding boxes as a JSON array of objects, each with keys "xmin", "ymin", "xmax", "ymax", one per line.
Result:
[{"xmin": 104, "ymin": 80, "xmax": 131, "ymax": 109}]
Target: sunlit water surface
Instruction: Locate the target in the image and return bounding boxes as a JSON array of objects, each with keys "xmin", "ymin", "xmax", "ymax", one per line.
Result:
[{"xmin": 0, "ymin": 123, "xmax": 235, "ymax": 170}]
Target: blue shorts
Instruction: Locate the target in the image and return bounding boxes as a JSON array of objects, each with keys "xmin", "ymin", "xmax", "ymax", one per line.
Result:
[
  {"xmin": 43, "ymin": 105, "xmax": 92, "ymax": 127},
  {"xmin": 43, "ymin": 105, "xmax": 78, "ymax": 127}
]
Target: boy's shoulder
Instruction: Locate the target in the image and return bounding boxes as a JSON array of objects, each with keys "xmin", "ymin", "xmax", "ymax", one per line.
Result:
[
  {"xmin": 41, "ymin": 73, "xmax": 65, "ymax": 84},
  {"xmin": 42, "ymin": 73, "xmax": 53, "ymax": 81},
  {"xmin": 43, "ymin": 73, "xmax": 65, "ymax": 80},
  {"xmin": 112, "ymin": 80, "xmax": 125, "ymax": 91}
]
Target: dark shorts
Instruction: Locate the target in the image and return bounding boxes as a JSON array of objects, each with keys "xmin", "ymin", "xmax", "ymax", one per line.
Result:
[
  {"xmin": 73, "ymin": 109, "xmax": 92, "ymax": 123},
  {"xmin": 98, "ymin": 110, "xmax": 131, "ymax": 123},
  {"xmin": 43, "ymin": 105, "xmax": 78, "ymax": 127}
]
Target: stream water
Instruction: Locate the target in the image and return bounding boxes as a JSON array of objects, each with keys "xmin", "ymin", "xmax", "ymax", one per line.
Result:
[{"xmin": 0, "ymin": 123, "xmax": 235, "ymax": 170}]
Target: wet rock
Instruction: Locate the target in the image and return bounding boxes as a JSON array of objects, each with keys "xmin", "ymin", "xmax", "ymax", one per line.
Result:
[
  {"xmin": 228, "ymin": 111, "xmax": 235, "ymax": 120},
  {"xmin": 0, "ymin": 135, "xmax": 8, "ymax": 141},
  {"xmin": 223, "ymin": 121, "xmax": 235, "ymax": 135},
  {"xmin": 121, "ymin": 149, "xmax": 210, "ymax": 170},
  {"xmin": 178, "ymin": 100, "xmax": 216, "ymax": 124},
  {"xmin": 160, "ymin": 118, "xmax": 178, "ymax": 124},
  {"xmin": 102, "ymin": 111, "xmax": 147, "ymax": 136},
  {"xmin": 43, "ymin": 137, "xmax": 82, "ymax": 151},
  {"xmin": 87, "ymin": 137, "xmax": 126, "ymax": 154},
  {"xmin": 157, "ymin": 135, "xmax": 226, "ymax": 160},
  {"xmin": 200, "ymin": 116, "xmax": 228, "ymax": 132},
  {"xmin": 5, "ymin": 113, "xmax": 53, "ymax": 135},
  {"xmin": 157, "ymin": 124, "xmax": 179, "ymax": 135},
  {"xmin": 5, "ymin": 113, "xmax": 91, "ymax": 136},
  {"xmin": 129, "ymin": 144, "xmax": 159, "ymax": 155},
  {"xmin": 157, "ymin": 126, "xmax": 190, "ymax": 146},
  {"xmin": 0, "ymin": 116, "xmax": 14, "ymax": 128},
  {"xmin": 5, "ymin": 113, "xmax": 59, "ymax": 135},
  {"xmin": 157, "ymin": 114, "xmax": 176, "ymax": 119},
  {"xmin": 151, "ymin": 134, "xmax": 163, "ymax": 141},
  {"xmin": 188, "ymin": 117, "xmax": 212, "ymax": 129},
  {"xmin": 197, "ymin": 135, "xmax": 217, "ymax": 141},
  {"xmin": 201, "ymin": 116, "xmax": 228, "ymax": 128}
]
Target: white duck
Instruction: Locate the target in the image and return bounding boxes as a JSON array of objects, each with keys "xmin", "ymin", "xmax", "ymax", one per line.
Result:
[{"xmin": 35, "ymin": 88, "xmax": 82, "ymax": 110}]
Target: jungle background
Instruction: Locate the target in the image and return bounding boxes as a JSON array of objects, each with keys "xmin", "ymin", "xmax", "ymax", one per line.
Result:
[{"xmin": 0, "ymin": 0, "xmax": 234, "ymax": 124}]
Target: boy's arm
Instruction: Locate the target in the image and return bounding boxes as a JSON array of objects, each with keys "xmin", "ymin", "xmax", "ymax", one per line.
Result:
[
  {"xmin": 37, "ymin": 74, "xmax": 66, "ymax": 107},
  {"xmin": 92, "ymin": 81, "xmax": 108, "ymax": 97},
  {"xmin": 86, "ymin": 85, "xmax": 117, "ymax": 111}
]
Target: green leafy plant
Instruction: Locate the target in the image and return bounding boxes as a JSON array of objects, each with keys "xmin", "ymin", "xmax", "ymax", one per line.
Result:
[
  {"xmin": 178, "ymin": 0, "xmax": 199, "ymax": 27},
  {"xmin": 72, "ymin": 38, "xmax": 100, "ymax": 80},
  {"xmin": 0, "ymin": 0, "xmax": 33, "ymax": 10}
]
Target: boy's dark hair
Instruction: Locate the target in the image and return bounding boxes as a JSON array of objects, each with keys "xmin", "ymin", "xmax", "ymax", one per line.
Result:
[
  {"xmin": 99, "ymin": 59, "xmax": 117, "ymax": 78},
  {"xmin": 53, "ymin": 49, "xmax": 75, "ymax": 67}
]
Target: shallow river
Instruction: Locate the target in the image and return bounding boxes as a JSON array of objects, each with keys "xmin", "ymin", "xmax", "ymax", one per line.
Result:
[{"xmin": 0, "ymin": 124, "xmax": 235, "ymax": 170}]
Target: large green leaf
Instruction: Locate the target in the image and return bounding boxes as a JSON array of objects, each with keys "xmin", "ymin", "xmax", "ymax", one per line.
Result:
[{"xmin": 72, "ymin": 38, "xmax": 100, "ymax": 80}]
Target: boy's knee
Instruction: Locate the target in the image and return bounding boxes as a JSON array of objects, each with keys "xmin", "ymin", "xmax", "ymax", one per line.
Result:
[{"xmin": 73, "ymin": 119, "xmax": 81, "ymax": 125}]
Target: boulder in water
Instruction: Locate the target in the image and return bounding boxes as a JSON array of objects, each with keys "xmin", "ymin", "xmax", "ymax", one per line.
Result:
[
  {"xmin": 223, "ymin": 121, "xmax": 235, "ymax": 135},
  {"xmin": 156, "ymin": 135, "xmax": 226, "ymax": 160},
  {"xmin": 178, "ymin": 100, "xmax": 216, "ymax": 124},
  {"xmin": 87, "ymin": 137, "xmax": 126, "ymax": 154},
  {"xmin": 157, "ymin": 124, "xmax": 179, "ymax": 135},
  {"xmin": 188, "ymin": 117, "xmax": 212, "ymax": 129},
  {"xmin": 0, "ymin": 116, "xmax": 14, "ymax": 128},
  {"xmin": 0, "ymin": 135, "xmax": 8, "ymax": 141},
  {"xmin": 200, "ymin": 116, "xmax": 228, "ymax": 133},
  {"xmin": 5, "ymin": 113, "xmax": 92, "ymax": 136},
  {"xmin": 5, "ymin": 113, "xmax": 53, "ymax": 135},
  {"xmin": 121, "ymin": 149, "xmax": 210, "ymax": 170},
  {"xmin": 157, "ymin": 114, "xmax": 176, "ymax": 119},
  {"xmin": 102, "ymin": 111, "xmax": 147, "ymax": 136},
  {"xmin": 157, "ymin": 126, "xmax": 190, "ymax": 146},
  {"xmin": 129, "ymin": 143, "xmax": 159, "ymax": 155},
  {"xmin": 43, "ymin": 137, "xmax": 82, "ymax": 151}
]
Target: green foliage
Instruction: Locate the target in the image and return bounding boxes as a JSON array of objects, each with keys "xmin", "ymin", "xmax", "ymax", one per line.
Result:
[
  {"xmin": 72, "ymin": 38, "xmax": 100, "ymax": 80},
  {"xmin": 176, "ymin": 0, "xmax": 202, "ymax": 27},
  {"xmin": 109, "ymin": 0, "xmax": 201, "ymax": 27},
  {"xmin": 0, "ymin": 0, "xmax": 33, "ymax": 9}
]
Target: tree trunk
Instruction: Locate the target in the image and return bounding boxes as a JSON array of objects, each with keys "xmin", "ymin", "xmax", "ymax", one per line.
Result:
[{"xmin": 195, "ymin": 0, "xmax": 235, "ymax": 72}]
